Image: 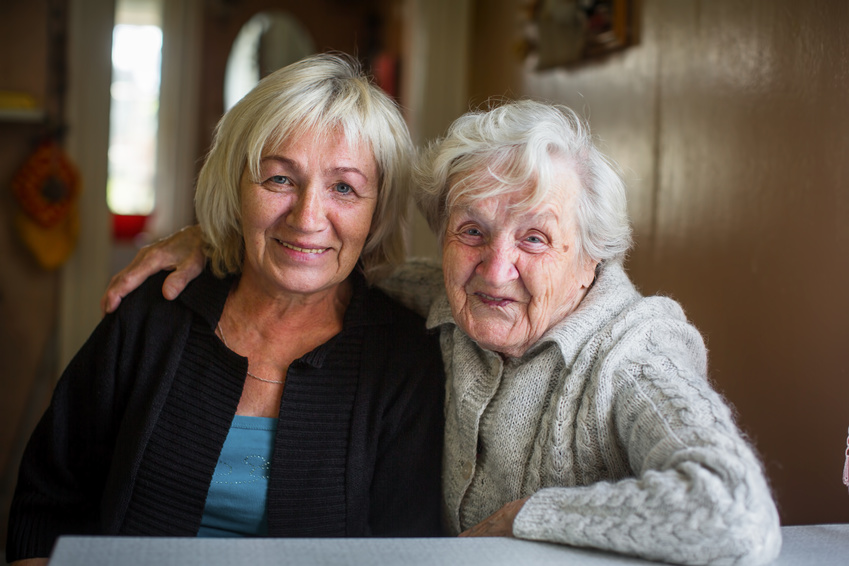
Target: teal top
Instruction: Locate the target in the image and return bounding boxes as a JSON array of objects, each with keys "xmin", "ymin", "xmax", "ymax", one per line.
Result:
[{"xmin": 197, "ymin": 415, "xmax": 277, "ymax": 538}]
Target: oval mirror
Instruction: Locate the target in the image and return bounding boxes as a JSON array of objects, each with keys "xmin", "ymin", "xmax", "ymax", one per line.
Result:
[{"xmin": 224, "ymin": 11, "xmax": 316, "ymax": 111}]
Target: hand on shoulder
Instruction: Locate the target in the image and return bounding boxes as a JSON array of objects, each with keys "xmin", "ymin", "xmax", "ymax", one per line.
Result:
[{"xmin": 101, "ymin": 225, "xmax": 206, "ymax": 314}]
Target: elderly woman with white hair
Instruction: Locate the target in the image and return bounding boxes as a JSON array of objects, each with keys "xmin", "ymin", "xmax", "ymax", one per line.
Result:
[
  {"xmin": 387, "ymin": 99, "xmax": 782, "ymax": 565},
  {"xmin": 101, "ymin": 99, "xmax": 781, "ymax": 565},
  {"xmin": 7, "ymin": 53, "xmax": 445, "ymax": 566}
]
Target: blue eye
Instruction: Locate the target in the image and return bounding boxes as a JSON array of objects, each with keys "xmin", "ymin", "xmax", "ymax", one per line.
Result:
[
  {"xmin": 269, "ymin": 175, "xmax": 290, "ymax": 185},
  {"xmin": 335, "ymin": 183, "xmax": 353, "ymax": 195},
  {"xmin": 465, "ymin": 228, "xmax": 482, "ymax": 237},
  {"xmin": 526, "ymin": 235, "xmax": 542, "ymax": 243}
]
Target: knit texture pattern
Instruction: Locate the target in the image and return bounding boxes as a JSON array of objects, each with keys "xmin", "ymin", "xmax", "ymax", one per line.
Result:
[{"xmin": 380, "ymin": 258, "xmax": 781, "ymax": 566}]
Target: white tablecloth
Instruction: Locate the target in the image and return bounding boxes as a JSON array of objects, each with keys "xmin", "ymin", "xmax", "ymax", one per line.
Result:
[{"xmin": 47, "ymin": 524, "xmax": 849, "ymax": 566}]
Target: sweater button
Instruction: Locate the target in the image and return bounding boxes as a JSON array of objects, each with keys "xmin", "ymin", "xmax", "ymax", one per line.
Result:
[{"xmin": 461, "ymin": 460, "xmax": 474, "ymax": 480}]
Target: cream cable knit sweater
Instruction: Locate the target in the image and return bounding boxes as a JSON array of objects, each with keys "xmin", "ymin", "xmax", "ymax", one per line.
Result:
[{"xmin": 379, "ymin": 259, "xmax": 781, "ymax": 566}]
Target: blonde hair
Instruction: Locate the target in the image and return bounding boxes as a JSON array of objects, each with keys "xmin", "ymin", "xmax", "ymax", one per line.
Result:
[
  {"xmin": 414, "ymin": 99, "xmax": 632, "ymax": 264},
  {"xmin": 195, "ymin": 52, "xmax": 413, "ymax": 283}
]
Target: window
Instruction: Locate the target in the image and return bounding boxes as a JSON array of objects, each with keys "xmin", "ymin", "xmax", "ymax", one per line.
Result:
[{"xmin": 107, "ymin": 0, "xmax": 163, "ymax": 233}]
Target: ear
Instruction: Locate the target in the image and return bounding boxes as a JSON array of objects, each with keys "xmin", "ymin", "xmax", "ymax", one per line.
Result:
[{"xmin": 579, "ymin": 257, "xmax": 599, "ymax": 289}]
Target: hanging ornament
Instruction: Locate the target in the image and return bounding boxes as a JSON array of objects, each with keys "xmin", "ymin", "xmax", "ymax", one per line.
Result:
[
  {"xmin": 11, "ymin": 138, "xmax": 81, "ymax": 269},
  {"xmin": 9, "ymin": 0, "xmax": 81, "ymax": 270},
  {"xmin": 12, "ymin": 138, "xmax": 79, "ymax": 227}
]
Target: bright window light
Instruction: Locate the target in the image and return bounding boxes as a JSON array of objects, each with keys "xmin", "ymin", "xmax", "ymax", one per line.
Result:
[{"xmin": 107, "ymin": 0, "xmax": 163, "ymax": 216}]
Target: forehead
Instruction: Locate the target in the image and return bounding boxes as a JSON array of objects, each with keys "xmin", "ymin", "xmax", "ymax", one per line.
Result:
[
  {"xmin": 453, "ymin": 196, "xmax": 569, "ymax": 242},
  {"xmin": 267, "ymin": 128, "xmax": 373, "ymax": 161},
  {"xmin": 451, "ymin": 157, "xmax": 581, "ymax": 226}
]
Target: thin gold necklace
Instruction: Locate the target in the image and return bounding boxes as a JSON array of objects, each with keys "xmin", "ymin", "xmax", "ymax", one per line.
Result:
[{"xmin": 216, "ymin": 322, "xmax": 285, "ymax": 384}]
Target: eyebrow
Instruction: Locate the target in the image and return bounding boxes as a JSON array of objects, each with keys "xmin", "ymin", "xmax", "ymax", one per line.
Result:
[
  {"xmin": 331, "ymin": 166, "xmax": 371, "ymax": 182},
  {"xmin": 260, "ymin": 156, "xmax": 371, "ymax": 183},
  {"xmin": 458, "ymin": 203, "xmax": 560, "ymax": 225}
]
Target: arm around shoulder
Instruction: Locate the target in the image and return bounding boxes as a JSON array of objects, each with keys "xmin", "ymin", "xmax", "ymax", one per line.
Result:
[{"xmin": 101, "ymin": 224, "xmax": 205, "ymax": 314}]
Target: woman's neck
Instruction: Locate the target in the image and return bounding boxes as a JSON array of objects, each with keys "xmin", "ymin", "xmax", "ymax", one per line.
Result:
[
  {"xmin": 219, "ymin": 275, "xmax": 353, "ymax": 418},
  {"xmin": 220, "ymin": 273, "xmax": 352, "ymax": 369},
  {"xmin": 228, "ymin": 272, "xmax": 351, "ymax": 332}
]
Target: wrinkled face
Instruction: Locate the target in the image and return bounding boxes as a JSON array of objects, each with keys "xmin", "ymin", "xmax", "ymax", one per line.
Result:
[
  {"xmin": 441, "ymin": 158, "xmax": 598, "ymax": 358},
  {"xmin": 239, "ymin": 128, "xmax": 378, "ymax": 298}
]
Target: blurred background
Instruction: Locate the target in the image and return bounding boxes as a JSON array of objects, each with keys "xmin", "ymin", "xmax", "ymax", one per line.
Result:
[{"xmin": 1, "ymin": 0, "xmax": 848, "ymax": 558}]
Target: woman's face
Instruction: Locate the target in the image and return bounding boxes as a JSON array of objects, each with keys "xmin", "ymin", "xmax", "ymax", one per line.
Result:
[
  {"xmin": 239, "ymin": 128, "xmax": 378, "ymax": 299},
  {"xmin": 441, "ymin": 158, "xmax": 598, "ymax": 358}
]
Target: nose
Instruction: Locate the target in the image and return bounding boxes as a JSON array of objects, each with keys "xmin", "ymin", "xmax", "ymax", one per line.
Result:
[
  {"xmin": 475, "ymin": 239, "xmax": 519, "ymax": 285},
  {"xmin": 286, "ymin": 185, "xmax": 327, "ymax": 232}
]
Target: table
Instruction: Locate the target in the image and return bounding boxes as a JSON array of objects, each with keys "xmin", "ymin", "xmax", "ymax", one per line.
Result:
[{"xmin": 47, "ymin": 524, "xmax": 848, "ymax": 566}]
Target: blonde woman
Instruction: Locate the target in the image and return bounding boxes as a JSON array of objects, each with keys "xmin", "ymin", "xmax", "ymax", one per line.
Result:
[{"xmin": 7, "ymin": 53, "xmax": 444, "ymax": 566}]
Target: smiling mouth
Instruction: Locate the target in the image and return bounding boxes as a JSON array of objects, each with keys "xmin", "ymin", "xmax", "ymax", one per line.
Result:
[
  {"xmin": 474, "ymin": 292, "xmax": 514, "ymax": 306},
  {"xmin": 277, "ymin": 240, "xmax": 326, "ymax": 254}
]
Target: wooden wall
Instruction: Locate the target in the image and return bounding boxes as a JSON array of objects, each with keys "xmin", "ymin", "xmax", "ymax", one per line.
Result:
[{"xmin": 461, "ymin": 0, "xmax": 849, "ymax": 526}]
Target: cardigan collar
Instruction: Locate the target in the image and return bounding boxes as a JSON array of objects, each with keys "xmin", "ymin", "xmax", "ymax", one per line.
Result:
[{"xmin": 178, "ymin": 266, "xmax": 393, "ymax": 369}]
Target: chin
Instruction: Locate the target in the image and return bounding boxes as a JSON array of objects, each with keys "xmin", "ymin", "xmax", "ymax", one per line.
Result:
[{"xmin": 462, "ymin": 323, "xmax": 513, "ymax": 355}]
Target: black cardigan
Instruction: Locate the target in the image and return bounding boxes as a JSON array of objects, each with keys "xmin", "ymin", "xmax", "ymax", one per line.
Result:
[{"xmin": 7, "ymin": 269, "xmax": 445, "ymax": 561}]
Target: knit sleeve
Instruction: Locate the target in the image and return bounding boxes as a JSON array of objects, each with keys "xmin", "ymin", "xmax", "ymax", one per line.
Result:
[
  {"xmin": 5, "ymin": 272, "xmax": 183, "ymax": 562},
  {"xmin": 376, "ymin": 257, "xmax": 444, "ymax": 318},
  {"xmin": 5, "ymin": 310, "xmax": 126, "ymax": 562},
  {"xmin": 512, "ymin": 306, "xmax": 782, "ymax": 566}
]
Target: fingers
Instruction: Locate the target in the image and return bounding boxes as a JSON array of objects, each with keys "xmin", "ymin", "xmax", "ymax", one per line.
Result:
[
  {"xmin": 162, "ymin": 254, "xmax": 205, "ymax": 300},
  {"xmin": 100, "ymin": 225, "xmax": 205, "ymax": 315},
  {"xmin": 101, "ymin": 275, "xmax": 121, "ymax": 315},
  {"xmin": 161, "ymin": 227, "xmax": 206, "ymax": 299},
  {"xmin": 458, "ymin": 517, "xmax": 505, "ymax": 537},
  {"xmin": 456, "ymin": 497, "xmax": 530, "ymax": 538},
  {"xmin": 100, "ymin": 245, "xmax": 174, "ymax": 315}
]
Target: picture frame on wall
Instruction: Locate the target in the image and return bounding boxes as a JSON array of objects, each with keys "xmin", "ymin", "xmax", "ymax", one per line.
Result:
[{"xmin": 522, "ymin": 0, "xmax": 636, "ymax": 70}]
